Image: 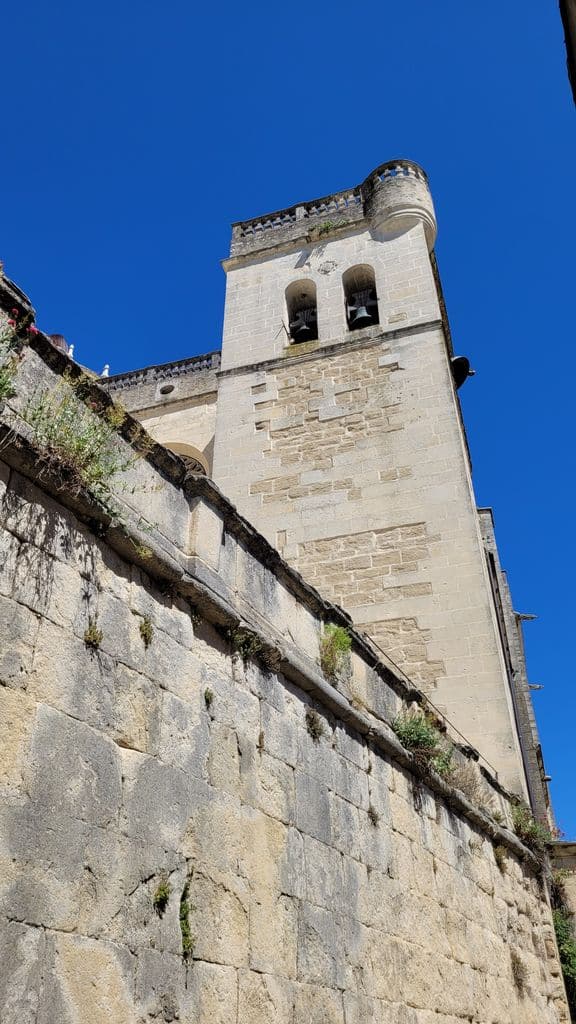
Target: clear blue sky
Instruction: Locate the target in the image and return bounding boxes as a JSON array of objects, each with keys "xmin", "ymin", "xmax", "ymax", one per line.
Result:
[{"xmin": 3, "ymin": 1, "xmax": 574, "ymax": 834}]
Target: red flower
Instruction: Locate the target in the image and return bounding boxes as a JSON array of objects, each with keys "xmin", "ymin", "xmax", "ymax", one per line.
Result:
[
  {"xmin": 7, "ymin": 319, "xmax": 16, "ymax": 327},
  {"xmin": 27, "ymin": 326, "xmax": 39, "ymax": 335},
  {"xmin": 11, "ymin": 308, "xmax": 19, "ymax": 316}
]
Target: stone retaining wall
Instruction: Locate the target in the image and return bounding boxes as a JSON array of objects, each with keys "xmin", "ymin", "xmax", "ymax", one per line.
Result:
[{"xmin": 0, "ymin": 314, "xmax": 570, "ymax": 1023}]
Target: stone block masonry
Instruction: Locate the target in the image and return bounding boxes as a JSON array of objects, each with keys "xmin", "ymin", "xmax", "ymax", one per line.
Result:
[
  {"xmin": 213, "ymin": 157, "xmax": 543, "ymax": 805},
  {"xmin": 0, "ymin": 308, "xmax": 570, "ymax": 1022},
  {"xmin": 214, "ymin": 320, "xmax": 528, "ymax": 797}
]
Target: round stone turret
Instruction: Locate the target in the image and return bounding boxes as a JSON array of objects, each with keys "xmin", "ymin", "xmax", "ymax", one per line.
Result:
[{"xmin": 362, "ymin": 159, "xmax": 437, "ymax": 250}]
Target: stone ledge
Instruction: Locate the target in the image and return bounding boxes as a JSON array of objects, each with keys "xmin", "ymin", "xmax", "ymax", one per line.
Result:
[{"xmin": 217, "ymin": 319, "xmax": 443, "ymax": 380}]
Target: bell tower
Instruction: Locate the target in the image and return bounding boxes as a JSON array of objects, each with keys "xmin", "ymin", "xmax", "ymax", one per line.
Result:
[{"xmin": 212, "ymin": 159, "xmax": 536, "ymax": 799}]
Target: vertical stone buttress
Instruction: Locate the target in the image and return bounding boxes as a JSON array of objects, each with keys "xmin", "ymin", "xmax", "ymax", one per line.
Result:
[{"xmin": 212, "ymin": 160, "xmax": 529, "ymax": 797}]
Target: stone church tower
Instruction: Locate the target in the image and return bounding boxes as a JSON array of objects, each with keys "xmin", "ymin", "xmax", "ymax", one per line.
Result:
[{"xmin": 105, "ymin": 159, "xmax": 549, "ymax": 812}]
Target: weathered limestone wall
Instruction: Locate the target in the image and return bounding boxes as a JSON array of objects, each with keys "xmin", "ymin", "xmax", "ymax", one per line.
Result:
[
  {"xmin": 213, "ymin": 216, "xmax": 526, "ymax": 795},
  {"xmin": 0, "ymin": 323, "xmax": 570, "ymax": 1024},
  {"xmin": 0, "ymin": 469, "xmax": 569, "ymax": 1024}
]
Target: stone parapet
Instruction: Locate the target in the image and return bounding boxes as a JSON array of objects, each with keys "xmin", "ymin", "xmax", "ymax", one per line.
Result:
[
  {"xmin": 105, "ymin": 351, "xmax": 221, "ymax": 390},
  {"xmin": 102, "ymin": 352, "xmax": 221, "ymax": 415},
  {"xmin": 230, "ymin": 158, "xmax": 436, "ymax": 259},
  {"xmin": 362, "ymin": 160, "xmax": 437, "ymax": 250}
]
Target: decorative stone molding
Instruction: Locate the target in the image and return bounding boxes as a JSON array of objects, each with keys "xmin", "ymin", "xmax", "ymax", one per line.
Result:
[
  {"xmin": 229, "ymin": 158, "xmax": 436, "ymax": 258},
  {"xmin": 104, "ymin": 351, "xmax": 221, "ymax": 391}
]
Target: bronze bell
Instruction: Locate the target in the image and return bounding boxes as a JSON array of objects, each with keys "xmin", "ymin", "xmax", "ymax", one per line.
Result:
[
  {"xmin": 349, "ymin": 305, "xmax": 374, "ymax": 328},
  {"xmin": 290, "ymin": 307, "xmax": 317, "ymax": 342},
  {"xmin": 347, "ymin": 288, "xmax": 379, "ymax": 330},
  {"xmin": 291, "ymin": 320, "xmax": 312, "ymax": 341}
]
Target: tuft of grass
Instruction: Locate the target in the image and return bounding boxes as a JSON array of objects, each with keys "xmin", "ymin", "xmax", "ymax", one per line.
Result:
[
  {"xmin": 84, "ymin": 617, "xmax": 103, "ymax": 651},
  {"xmin": 551, "ymin": 869, "xmax": 570, "ymax": 907},
  {"xmin": 179, "ymin": 882, "xmax": 194, "ymax": 959},
  {"xmin": 20, "ymin": 370, "xmax": 150, "ymax": 523},
  {"xmin": 0, "ymin": 343, "xmax": 18, "ymax": 402},
  {"xmin": 152, "ymin": 879, "xmax": 171, "ymax": 916},
  {"xmin": 449, "ymin": 762, "xmax": 493, "ymax": 812},
  {"xmin": 493, "ymin": 844, "xmax": 507, "ymax": 874},
  {"xmin": 553, "ymin": 909, "xmax": 576, "ymax": 1016},
  {"xmin": 368, "ymin": 804, "xmax": 380, "ymax": 827},
  {"xmin": 0, "ymin": 362, "xmax": 17, "ymax": 403},
  {"xmin": 131, "ymin": 540, "xmax": 152, "ymax": 560},
  {"xmin": 305, "ymin": 708, "xmax": 324, "ymax": 743},
  {"xmin": 391, "ymin": 710, "xmax": 453, "ymax": 778},
  {"xmin": 139, "ymin": 616, "xmax": 154, "ymax": 649},
  {"xmin": 0, "ymin": 315, "xmax": 25, "ymax": 404},
  {"xmin": 316, "ymin": 219, "xmax": 346, "ymax": 237},
  {"xmin": 229, "ymin": 626, "xmax": 264, "ymax": 663},
  {"xmin": 319, "ymin": 624, "xmax": 351, "ymax": 682},
  {"xmin": 512, "ymin": 805, "xmax": 552, "ymax": 859},
  {"xmin": 432, "ymin": 748, "xmax": 454, "ymax": 780},
  {"xmin": 204, "ymin": 688, "xmax": 214, "ymax": 710},
  {"xmin": 510, "ymin": 949, "xmax": 528, "ymax": 994}
]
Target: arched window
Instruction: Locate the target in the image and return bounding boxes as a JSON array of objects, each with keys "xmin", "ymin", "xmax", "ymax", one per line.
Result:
[
  {"xmin": 285, "ymin": 280, "xmax": 318, "ymax": 343},
  {"xmin": 164, "ymin": 442, "xmax": 209, "ymax": 476},
  {"xmin": 342, "ymin": 265, "xmax": 379, "ymax": 331}
]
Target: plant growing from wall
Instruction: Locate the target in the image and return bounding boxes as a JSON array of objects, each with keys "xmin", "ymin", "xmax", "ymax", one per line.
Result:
[
  {"xmin": 511, "ymin": 805, "xmax": 552, "ymax": 859},
  {"xmin": 493, "ymin": 844, "xmax": 507, "ymax": 873},
  {"xmin": 139, "ymin": 616, "xmax": 154, "ymax": 649},
  {"xmin": 433, "ymin": 748, "xmax": 454, "ymax": 779},
  {"xmin": 449, "ymin": 761, "xmax": 494, "ymax": 815},
  {"xmin": 152, "ymin": 879, "xmax": 171, "ymax": 916},
  {"xmin": 551, "ymin": 869, "xmax": 570, "ymax": 907},
  {"xmin": 0, "ymin": 311, "xmax": 28, "ymax": 403},
  {"xmin": 305, "ymin": 707, "xmax": 324, "ymax": 743},
  {"xmin": 319, "ymin": 623, "xmax": 351, "ymax": 682},
  {"xmin": 179, "ymin": 881, "xmax": 194, "ymax": 959},
  {"xmin": 368, "ymin": 804, "xmax": 380, "ymax": 827},
  {"xmin": 391, "ymin": 710, "xmax": 453, "ymax": 778},
  {"xmin": 131, "ymin": 540, "xmax": 152, "ymax": 561},
  {"xmin": 228, "ymin": 626, "xmax": 264, "ymax": 663},
  {"xmin": 0, "ymin": 359, "xmax": 17, "ymax": 402},
  {"xmin": 316, "ymin": 219, "xmax": 346, "ymax": 237},
  {"xmin": 204, "ymin": 688, "xmax": 214, "ymax": 710},
  {"xmin": 83, "ymin": 616, "xmax": 103, "ymax": 651},
  {"xmin": 20, "ymin": 370, "xmax": 151, "ymax": 521},
  {"xmin": 553, "ymin": 908, "xmax": 576, "ymax": 1015}
]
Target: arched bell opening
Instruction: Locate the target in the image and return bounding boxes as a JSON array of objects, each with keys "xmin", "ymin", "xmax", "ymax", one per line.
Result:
[
  {"xmin": 164, "ymin": 442, "xmax": 209, "ymax": 477},
  {"xmin": 285, "ymin": 280, "xmax": 318, "ymax": 343},
  {"xmin": 342, "ymin": 265, "xmax": 380, "ymax": 332}
]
